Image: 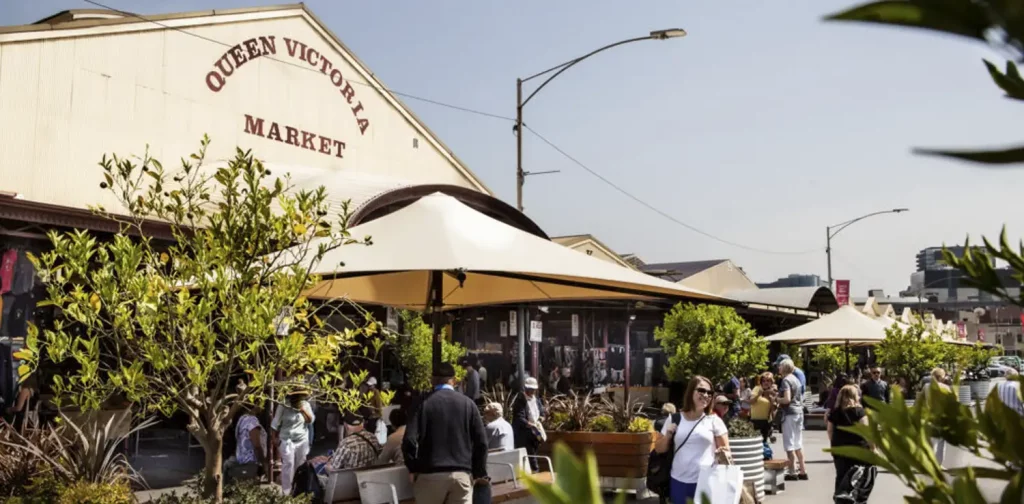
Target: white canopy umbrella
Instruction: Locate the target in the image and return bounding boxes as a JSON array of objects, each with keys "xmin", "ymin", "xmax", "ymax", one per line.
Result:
[
  {"xmin": 294, "ymin": 193, "xmax": 725, "ymax": 308},
  {"xmin": 765, "ymin": 306, "xmax": 891, "ymax": 345},
  {"xmin": 766, "ymin": 306, "xmax": 893, "ymax": 371},
  {"xmin": 283, "ymin": 192, "xmax": 728, "ymax": 379}
]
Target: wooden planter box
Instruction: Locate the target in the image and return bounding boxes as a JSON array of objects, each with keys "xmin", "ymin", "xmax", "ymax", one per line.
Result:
[{"xmin": 539, "ymin": 431, "xmax": 655, "ymax": 478}]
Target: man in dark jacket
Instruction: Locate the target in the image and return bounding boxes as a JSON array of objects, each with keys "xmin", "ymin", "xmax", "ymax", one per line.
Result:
[
  {"xmin": 861, "ymin": 367, "xmax": 890, "ymax": 409},
  {"xmin": 402, "ymin": 363, "xmax": 489, "ymax": 504}
]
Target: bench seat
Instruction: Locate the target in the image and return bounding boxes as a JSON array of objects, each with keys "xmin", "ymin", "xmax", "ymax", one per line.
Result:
[{"xmin": 763, "ymin": 459, "xmax": 788, "ymax": 495}]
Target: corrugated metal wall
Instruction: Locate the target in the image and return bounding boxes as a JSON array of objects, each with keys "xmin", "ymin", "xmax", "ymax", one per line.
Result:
[{"xmin": 0, "ymin": 14, "xmax": 480, "ymax": 213}]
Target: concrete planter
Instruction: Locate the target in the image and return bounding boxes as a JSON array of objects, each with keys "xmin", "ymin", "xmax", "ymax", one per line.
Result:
[
  {"xmin": 958, "ymin": 385, "xmax": 973, "ymax": 405},
  {"xmin": 967, "ymin": 380, "xmax": 992, "ymax": 401},
  {"xmin": 730, "ymin": 435, "xmax": 764, "ymax": 502}
]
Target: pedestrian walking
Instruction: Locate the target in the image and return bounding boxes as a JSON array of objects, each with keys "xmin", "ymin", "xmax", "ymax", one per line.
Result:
[
  {"xmin": 653, "ymin": 376, "xmax": 729, "ymax": 504},
  {"xmin": 402, "ymin": 363, "xmax": 489, "ymax": 504},
  {"xmin": 921, "ymin": 368, "xmax": 952, "ymax": 465},
  {"xmin": 860, "ymin": 367, "xmax": 890, "ymax": 408},
  {"xmin": 777, "ymin": 358, "xmax": 808, "ymax": 481},
  {"xmin": 828, "ymin": 384, "xmax": 876, "ymax": 503},
  {"xmin": 749, "ymin": 372, "xmax": 776, "ymax": 444},
  {"xmin": 271, "ymin": 388, "xmax": 314, "ymax": 495},
  {"xmin": 992, "ymin": 368, "xmax": 1023, "ymax": 416},
  {"xmin": 512, "ymin": 377, "xmax": 546, "ymax": 471},
  {"xmin": 462, "ymin": 357, "xmax": 482, "ymax": 405}
]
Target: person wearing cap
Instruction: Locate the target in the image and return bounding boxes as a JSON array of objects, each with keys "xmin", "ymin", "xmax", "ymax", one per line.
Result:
[
  {"xmin": 271, "ymin": 387, "xmax": 315, "ymax": 495},
  {"xmin": 403, "ymin": 362, "xmax": 489, "ymax": 504},
  {"xmin": 363, "ymin": 377, "xmax": 388, "ymax": 445},
  {"xmin": 329, "ymin": 412, "xmax": 382, "ymax": 471},
  {"xmin": 512, "ymin": 376, "xmax": 546, "ymax": 471},
  {"xmin": 713, "ymin": 395, "xmax": 731, "ymax": 419},
  {"xmin": 483, "ymin": 402, "xmax": 515, "ymax": 452},
  {"xmin": 774, "ymin": 354, "xmax": 807, "ymax": 400}
]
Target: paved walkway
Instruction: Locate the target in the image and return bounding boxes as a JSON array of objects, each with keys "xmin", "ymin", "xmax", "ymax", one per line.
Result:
[{"xmin": 759, "ymin": 429, "xmax": 1003, "ymax": 503}]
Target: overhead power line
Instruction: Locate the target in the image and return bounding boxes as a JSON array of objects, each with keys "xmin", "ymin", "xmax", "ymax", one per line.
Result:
[
  {"xmin": 522, "ymin": 125, "xmax": 823, "ymax": 256},
  {"xmin": 78, "ymin": 0, "xmax": 821, "ymax": 257}
]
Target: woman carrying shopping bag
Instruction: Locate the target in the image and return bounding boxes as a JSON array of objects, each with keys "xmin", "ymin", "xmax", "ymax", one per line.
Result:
[{"xmin": 654, "ymin": 376, "xmax": 730, "ymax": 504}]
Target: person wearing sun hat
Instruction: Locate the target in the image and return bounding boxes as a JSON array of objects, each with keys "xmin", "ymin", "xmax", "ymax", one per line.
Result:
[
  {"xmin": 271, "ymin": 386, "xmax": 314, "ymax": 495},
  {"xmin": 512, "ymin": 376, "xmax": 546, "ymax": 471}
]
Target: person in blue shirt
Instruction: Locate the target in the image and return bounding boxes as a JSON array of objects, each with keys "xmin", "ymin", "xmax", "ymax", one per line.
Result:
[{"xmin": 774, "ymin": 354, "xmax": 806, "ymax": 400}]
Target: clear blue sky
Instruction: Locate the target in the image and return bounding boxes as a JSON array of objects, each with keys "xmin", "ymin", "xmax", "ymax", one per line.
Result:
[{"xmin": 6, "ymin": 0, "xmax": 1024, "ymax": 296}]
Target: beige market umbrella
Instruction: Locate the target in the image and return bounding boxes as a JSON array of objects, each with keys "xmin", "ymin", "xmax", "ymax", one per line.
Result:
[
  {"xmin": 285, "ymin": 192, "xmax": 727, "ymax": 374},
  {"xmin": 295, "ymin": 192, "xmax": 725, "ymax": 308},
  {"xmin": 766, "ymin": 305, "xmax": 892, "ymax": 371}
]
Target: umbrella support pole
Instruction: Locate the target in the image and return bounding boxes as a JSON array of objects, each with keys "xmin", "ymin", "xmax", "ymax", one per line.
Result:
[
  {"xmin": 517, "ymin": 305, "xmax": 527, "ymax": 394},
  {"xmin": 429, "ymin": 270, "xmax": 444, "ymax": 375}
]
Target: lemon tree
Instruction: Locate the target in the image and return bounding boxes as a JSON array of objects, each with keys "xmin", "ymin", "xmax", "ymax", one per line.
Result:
[{"xmin": 18, "ymin": 137, "xmax": 389, "ymax": 502}]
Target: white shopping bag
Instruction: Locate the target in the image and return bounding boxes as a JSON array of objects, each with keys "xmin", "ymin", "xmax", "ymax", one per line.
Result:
[{"xmin": 693, "ymin": 464, "xmax": 744, "ymax": 504}]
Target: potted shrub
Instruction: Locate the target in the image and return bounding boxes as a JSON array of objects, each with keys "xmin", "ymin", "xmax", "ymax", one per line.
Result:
[
  {"xmin": 727, "ymin": 417, "xmax": 764, "ymax": 502},
  {"xmin": 539, "ymin": 393, "xmax": 655, "ymax": 482}
]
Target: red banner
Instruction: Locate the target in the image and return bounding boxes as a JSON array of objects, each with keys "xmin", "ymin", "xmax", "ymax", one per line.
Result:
[
  {"xmin": 1020, "ymin": 314, "xmax": 1024, "ymax": 332},
  {"xmin": 835, "ymin": 280, "xmax": 850, "ymax": 306}
]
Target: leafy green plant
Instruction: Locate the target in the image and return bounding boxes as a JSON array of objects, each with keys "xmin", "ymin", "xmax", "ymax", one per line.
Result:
[
  {"xmin": 827, "ymin": 1, "xmax": 1024, "ymax": 164},
  {"xmin": 523, "ymin": 443, "xmax": 626, "ymax": 504},
  {"xmin": 587, "ymin": 415, "xmax": 616, "ymax": 433},
  {"xmin": 392, "ymin": 310, "xmax": 466, "ymax": 391},
  {"xmin": 481, "ymin": 384, "xmax": 519, "ymax": 424},
  {"xmin": 626, "ymin": 417, "xmax": 653, "ymax": 433},
  {"xmin": 876, "ymin": 320, "xmax": 950, "ymax": 395},
  {"xmin": 56, "ymin": 481, "xmax": 135, "ymax": 504},
  {"xmin": 827, "ymin": 380, "xmax": 1024, "ymax": 504},
  {"xmin": 655, "ymin": 303, "xmax": 768, "ymax": 386},
  {"xmin": 1, "ymin": 413, "xmax": 152, "ymax": 500},
  {"xmin": 148, "ymin": 476, "xmax": 311, "ymax": 504},
  {"xmin": 544, "ymin": 392, "xmax": 604, "ymax": 432},
  {"xmin": 726, "ymin": 417, "xmax": 759, "ymax": 439},
  {"xmin": 600, "ymin": 396, "xmax": 644, "ymax": 433},
  {"xmin": 18, "ymin": 137, "xmax": 389, "ymax": 501},
  {"xmin": 811, "ymin": 344, "xmax": 847, "ymax": 380}
]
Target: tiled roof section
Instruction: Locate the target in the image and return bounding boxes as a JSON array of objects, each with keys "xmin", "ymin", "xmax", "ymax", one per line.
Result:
[
  {"xmin": 620, "ymin": 253, "xmax": 646, "ymax": 269},
  {"xmin": 640, "ymin": 259, "xmax": 727, "ymax": 282}
]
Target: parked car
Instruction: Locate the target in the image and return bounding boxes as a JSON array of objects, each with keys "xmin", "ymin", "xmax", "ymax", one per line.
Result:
[{"xmin": 990, "ymin": 356, "xmax": 1023, "ymax": 372}]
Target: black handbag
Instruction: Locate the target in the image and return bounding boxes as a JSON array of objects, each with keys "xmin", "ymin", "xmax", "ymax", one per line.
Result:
[
  {"xmin": 472, "ymin": 479, "xmax": 492, "ymax": 504},
  {"xmin": 646, "ymin": 413, "xmax": 705, "ymax": 496}
]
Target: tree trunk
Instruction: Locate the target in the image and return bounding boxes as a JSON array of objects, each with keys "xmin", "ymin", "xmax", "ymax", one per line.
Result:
[{"xmin": 202, "ymin": 432, "xmax": 225, "ymax": 503}]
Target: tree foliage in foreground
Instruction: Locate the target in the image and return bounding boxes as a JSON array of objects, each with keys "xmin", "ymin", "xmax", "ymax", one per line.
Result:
[
  {"xmin": 17, "ymin": 137, "xmax": 389, "ymax": 501},
  {"xmin": 392, "ymin": 310, "xmax": 466, "ymax": 392},
  {"xmin": 828, "ymin": 0, "xmax": 1024, "ymax": 165},
  {"xmin": 824, "ymin": 5, "xmax": 1024, "ymax": 502},
  {"xmin": 655, "ymin": 303, "xmax": 768, "ymax": 386}
]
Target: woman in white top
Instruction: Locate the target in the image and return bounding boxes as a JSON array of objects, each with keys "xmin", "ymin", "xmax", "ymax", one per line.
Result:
[{"xmin": 654, "ymin": 376, "xmax": 730, "ymax": 504}]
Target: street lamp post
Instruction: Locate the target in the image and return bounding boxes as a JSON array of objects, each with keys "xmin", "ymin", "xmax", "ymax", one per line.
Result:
[
  {"xmin": 826, "ymin": 208, "xmax": 909, "ymax": 287},
  {"xmin": 515, "ymin": 29, "xmax": 687, "ymax": 212}
]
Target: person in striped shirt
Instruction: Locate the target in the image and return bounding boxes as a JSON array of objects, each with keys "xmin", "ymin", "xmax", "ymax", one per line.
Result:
[{"xmin": 991, "ymin": 368, "xmax": 1023, "ymax": 416}]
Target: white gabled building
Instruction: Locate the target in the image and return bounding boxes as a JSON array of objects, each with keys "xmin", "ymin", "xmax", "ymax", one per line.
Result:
[{"xmin": 0, "ymin": 5, "xmax": 507, "ymax": 225}]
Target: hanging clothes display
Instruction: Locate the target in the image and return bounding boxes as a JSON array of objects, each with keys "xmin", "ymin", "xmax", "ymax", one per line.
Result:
[{"xmin": 0, "ymin": 249, "xmax": 15, "ymax": 294}]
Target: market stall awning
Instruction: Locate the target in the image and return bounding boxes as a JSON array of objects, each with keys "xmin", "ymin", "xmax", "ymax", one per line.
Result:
[
  {"xmin": 764, "ymin": 305, "xmax": 890, "ymax": 345},
  {"xmin": 292, "ymin": 193, "xmax": 728, "ymax": 309}
]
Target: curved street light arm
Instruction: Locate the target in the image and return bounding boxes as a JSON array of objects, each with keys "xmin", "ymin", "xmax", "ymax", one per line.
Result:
[
  {"xmin": 520, "ymin": 36, "xmax": 652, "ymax": 108},
  {"xmin": 828, "ymin": 209, "xmax": 907, "ymax": 239}
]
